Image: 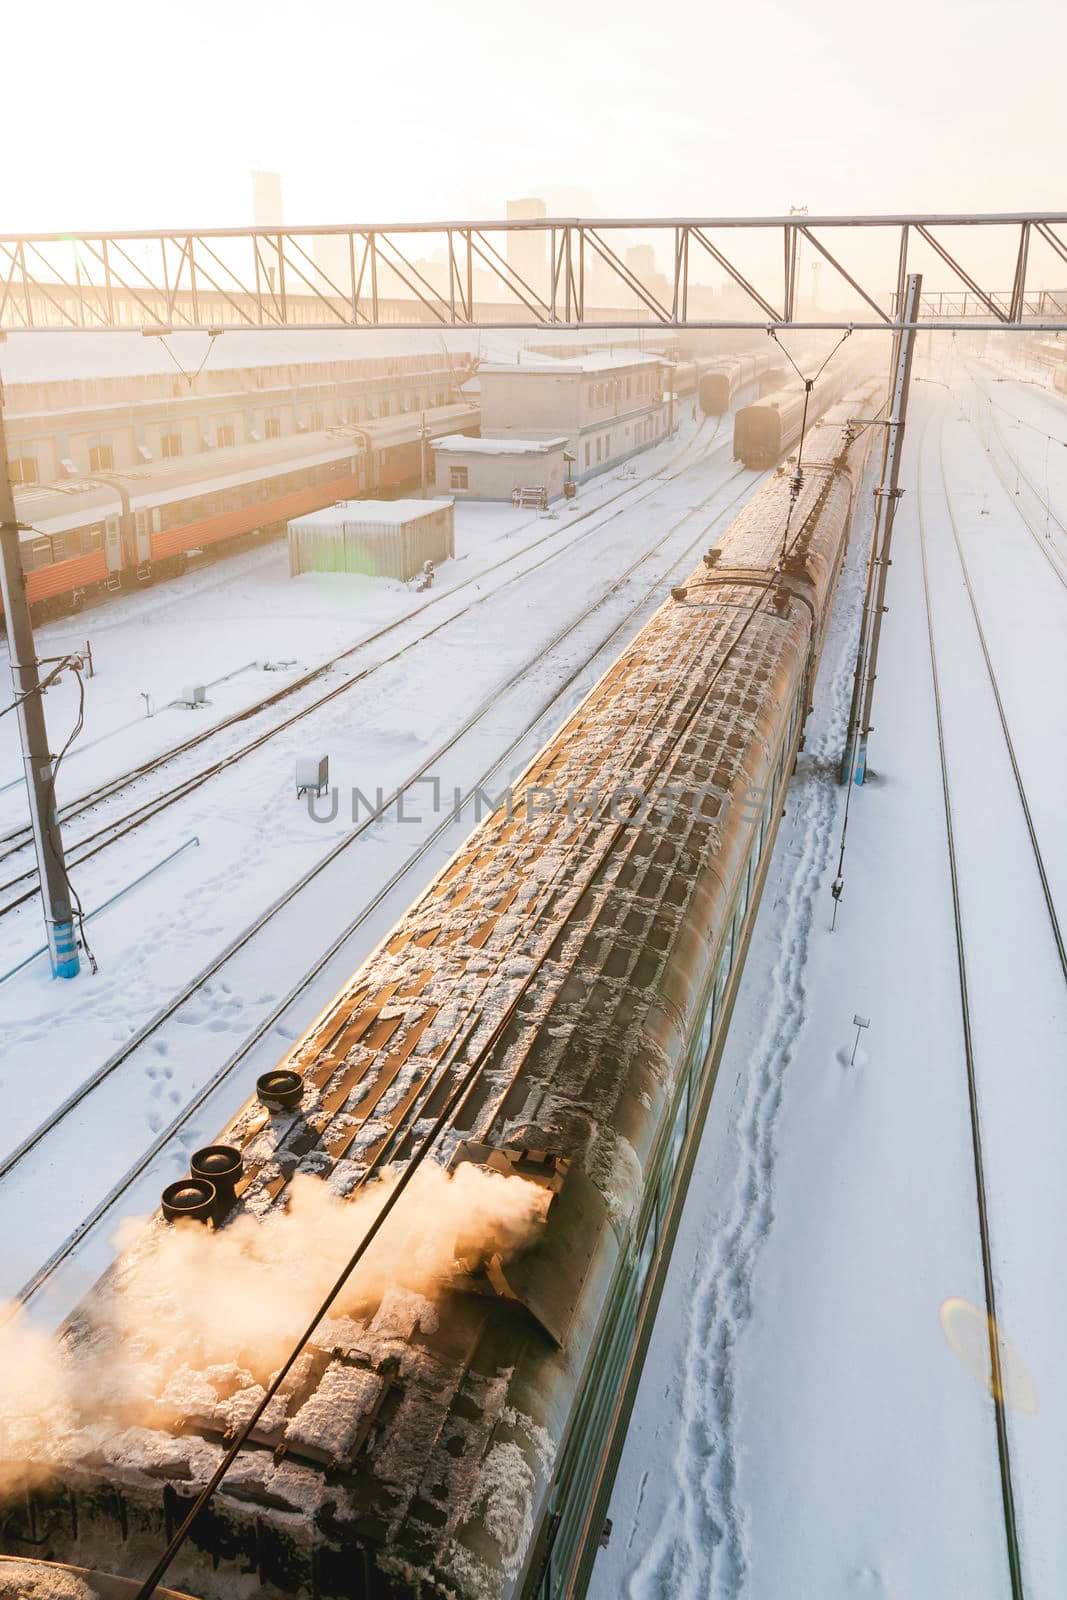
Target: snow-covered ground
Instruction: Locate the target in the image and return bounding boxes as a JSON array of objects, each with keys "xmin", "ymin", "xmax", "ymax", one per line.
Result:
[
  {"xmin": 0, "ymin": 402, "xmax": 764, "ymax": 1320},
  {"xmin": 593, "ymin": 358, "xmax": 1067, "ymax": 1598}
]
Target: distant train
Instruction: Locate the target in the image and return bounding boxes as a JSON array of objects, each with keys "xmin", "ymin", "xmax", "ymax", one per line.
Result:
[
  {"xmin": 665, "ymin": 351, "xmax": 783, "ymax": 411},
  {"xmin": 733, "ymin": 356, "xmax": 875, "ymax": 468},
  {"xmin": 698, "ymin": 350, "xmax": 785, "ymax": 414},
  {"xmin": 7, "ymin": 403, "xmax": 479, "ymax": 623}
]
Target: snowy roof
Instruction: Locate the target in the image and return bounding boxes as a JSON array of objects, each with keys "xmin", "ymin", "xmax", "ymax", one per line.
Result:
[
  {"xmin": 430, "ymin": 434, "xmax": 568, "ymax": 455},
  {"xmin": 289, "ymin": 498, "xmax": 453, "ymax": 528},
  {"xmin": 480, "ymin": 350, "xmax": 666, "ymax": 376}
]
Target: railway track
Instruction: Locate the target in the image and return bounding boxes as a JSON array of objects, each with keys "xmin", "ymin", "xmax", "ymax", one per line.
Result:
[
  {"xmin": 915, "ymin": 399, "xmax": 1067, "ymax": 1600},
  {"xmin": 936, "ymin": 416, "xmax": 1067, "ymax": 978},
  {"xmin": 0, "ymin": 418, "xmax": 737, "ymax": 914},
  {"xmin": 7, "ymin": 454, "xmax": 759, "ymax": 1313},
  {"xmin": 961, "ymin": 363, "xmax": 1067, "ymax": 591}
]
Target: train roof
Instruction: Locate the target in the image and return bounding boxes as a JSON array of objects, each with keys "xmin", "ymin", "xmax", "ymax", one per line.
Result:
[
  {"xmin": 13, "ymin": 402, "xmax": 479, "ymax": 539},
  {"xmin": 15, "ymin": 479, "xmax": 123, "ymax": 537}
]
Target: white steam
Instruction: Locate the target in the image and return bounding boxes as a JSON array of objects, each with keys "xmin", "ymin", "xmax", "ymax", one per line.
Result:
[{"xmin": 0, "ymin": 1164, "xmax": 549, "ymax": 1497}]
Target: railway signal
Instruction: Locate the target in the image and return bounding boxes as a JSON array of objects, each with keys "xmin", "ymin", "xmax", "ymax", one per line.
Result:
[
  {"xmin": 850, "ymin": 1013, "xmax": 870, "ymax": 1065},
  {"xmin": 0, "ymin": 388, "xmax": 80, "ymax": 977}
]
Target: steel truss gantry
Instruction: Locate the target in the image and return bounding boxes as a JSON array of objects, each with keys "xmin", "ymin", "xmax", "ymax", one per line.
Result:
[{"xmin": 2, "ymin": 212, "xmax": 1067, "ymax": 335}]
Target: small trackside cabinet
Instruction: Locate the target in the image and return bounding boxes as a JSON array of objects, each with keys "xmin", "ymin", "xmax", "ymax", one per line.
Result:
[{"xmin": 296, "ymin": 756, "xmax": 329, "ymax": 798}]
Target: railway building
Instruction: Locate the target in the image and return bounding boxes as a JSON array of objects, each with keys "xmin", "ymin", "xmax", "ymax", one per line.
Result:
[
  {"xmin": 431, "ymin": 433, "xmax": 569, "ymax": 503},
  {"xmin": 469, "ymin": 351, "xmax": 670, "ymax": 494},
  {"xmin": 4, "ymin": 352, "xmax": 470, "ymax": 487}
]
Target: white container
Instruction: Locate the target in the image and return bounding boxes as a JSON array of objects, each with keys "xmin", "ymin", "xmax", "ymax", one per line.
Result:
[
  {"xmin": 288, "ymin": 500, "xmax": 455, "ymax": 582},
  {"xmin": 296, "ymin": 756, "xmax": 329, "ymax": 797}
]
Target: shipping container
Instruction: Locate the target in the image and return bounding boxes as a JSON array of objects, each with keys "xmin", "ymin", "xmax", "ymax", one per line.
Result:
[{"xmin": 287, "ymin": 498, "xmax": 455, "ymax": 582}]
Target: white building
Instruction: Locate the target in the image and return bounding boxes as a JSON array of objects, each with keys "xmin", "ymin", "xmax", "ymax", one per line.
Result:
[
  {"xmin": 476, "ymin": 351, "xmax": 670, "ymax": 485},
  {"xmin": 431, "ymin": 435, "xmax": 568, "ymax": 502}
]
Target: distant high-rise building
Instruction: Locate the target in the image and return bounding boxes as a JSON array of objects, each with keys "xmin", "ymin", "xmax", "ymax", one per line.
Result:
[
  {"xmin": 625, "ymin": 243, "xmax": 671, "ymax": 309},
  {"xmin": 626, "ymin": 245, "xmax": 657, "ymax": 281},
  {"xmin": 506, "ymin": 197, "xmax": 548, "ymax": 302},
  {"xmin": 252, "ymin": 171, "xmax": 283, "ymax": 228}
]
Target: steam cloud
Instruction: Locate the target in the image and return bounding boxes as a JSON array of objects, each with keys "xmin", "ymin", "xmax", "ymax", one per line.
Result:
[{"xmin": 0, "ymin": 1163, "xmax": 550, "ymax": 1497}]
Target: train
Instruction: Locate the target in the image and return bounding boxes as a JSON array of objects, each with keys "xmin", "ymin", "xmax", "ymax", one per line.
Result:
[
  {"xmin": 733, "ymin": 353, "xmax": 876, "ymax": 468},
  {"xmin": 7, "ymin": 403, "xmax": 479, "ymax": 623},
  {"xmin": 661, "ymin": 350, "xmax": 785, "ymax": 412},
  {"xmin": 1, "ymin": 384, "xmax": 880, "ymax": 1599},
  {"xmin": 697, "ymin": 350, "xmax": 784, "ymax": 415}
]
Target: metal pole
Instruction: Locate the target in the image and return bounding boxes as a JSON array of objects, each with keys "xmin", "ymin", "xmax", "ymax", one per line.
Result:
[
  {"xmin": 0, "ymin": 387, "xmax": 79, "ymax": 976},
  {"xmin": 853, "ymin": 272, "xmax": 922, "ymax": 785},
  {"xmin": 839, "ymin": 395, "xmax": 894, "ymax": 782}
]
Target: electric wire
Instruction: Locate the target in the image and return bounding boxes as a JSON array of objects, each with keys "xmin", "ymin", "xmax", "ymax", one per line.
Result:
[
  {"xmin": 768, "ymin": 328, "xmax": 854, "ymax": 563},
  {"xmin": 157, "ymin": 331, "xmax": 220, "ymax": 388}
]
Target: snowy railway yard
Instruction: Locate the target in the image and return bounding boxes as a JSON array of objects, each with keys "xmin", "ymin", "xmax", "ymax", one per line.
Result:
[
  {"xmin": 594, "ymin": 357, "xmax": 1067, "ymax": 1599},
  {"xmin": 2, "ymin": 342, "xmax": 1066, "ymax": 1599},
  {"xmin": 0, "ymin": 406, "xmax": 764, "ymax": 1315}
]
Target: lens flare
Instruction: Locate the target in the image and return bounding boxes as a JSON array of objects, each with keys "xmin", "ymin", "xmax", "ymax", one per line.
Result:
[{"xmin": 939, "ymin": 1297, "xmax": 1038, "ymax": 1414}]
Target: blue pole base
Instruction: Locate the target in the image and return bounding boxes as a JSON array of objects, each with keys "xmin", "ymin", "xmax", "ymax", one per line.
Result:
[
  {"xmin": 853, "ymin": 735, "xmax": 869, "ymax": 786},
  {"xmin": 50, "ymin": 920, "xmax": 80, "ymax": 979}
]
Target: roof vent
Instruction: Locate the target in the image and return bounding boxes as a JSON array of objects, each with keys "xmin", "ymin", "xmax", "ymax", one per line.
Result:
[
  {"xmin": 161, "ymin": 1177, "xmax": 216, "ymax": 1224},
  {"xmin": 257, "ymin": 1069, "xmax": 303, "ymax": 1111},
  {"xmin": 191, "ymin": 1145, "xmax": 243, "ymax": 1209}
]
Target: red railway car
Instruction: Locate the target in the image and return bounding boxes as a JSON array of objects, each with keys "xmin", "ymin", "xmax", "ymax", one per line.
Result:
[{"xmin": 7, "ymin": 403, "xmax": 479, "ymax": 622}]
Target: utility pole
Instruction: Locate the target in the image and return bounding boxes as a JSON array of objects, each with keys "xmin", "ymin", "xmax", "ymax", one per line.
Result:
[
  {"xmin": 0, "ymin": 388, "xmax": 80, "ymax": 977},
  {"xmin": 844, "ymin": 272, "xmax": 923, "ymax": 786}
]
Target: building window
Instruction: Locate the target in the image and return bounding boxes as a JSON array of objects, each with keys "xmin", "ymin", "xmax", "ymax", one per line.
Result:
[
  {"xmin": 585, "ymin": 442, "xmax": 591, "ymax": 467},
  {"xmin": 265, "ymin": 417, "xmax": 282, "ymax": 440},
  {"xmin": 89, "ymin": 443, "xmax": 114, "ymax": 472},
  {"xmin": 380, "ymin": 399, "xmax": 390, "ymax": 417},
  {"xmin": 216, "ymin": 424, "xmax": 236, "ymax": 448},
  {"xmin": 10, "ymin": 456, "xmax": 38, "ymax": 486},
  {"xmin": 626, "ymin": 377, "xmax": 632, "ymax": 399},
  {"xmin": 309, "ymin": 409, "xmax": 323, "ymax": 431},
  {"xmin": 449, "ymin": 465, "xmax": 469, "ymax": 490},
  {"xmin": 161, "ymin": 433, "xmax": 182, "ymax": 459},
  {"xmin": 596, "ymin": 437, "xmax": 602, "ymax": 462}
]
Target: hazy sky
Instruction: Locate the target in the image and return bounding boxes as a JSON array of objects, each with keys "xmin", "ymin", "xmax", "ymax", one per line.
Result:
[{"xmin": 6, "ymin": 0, "xmax": 1065, "ymax": 232}]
